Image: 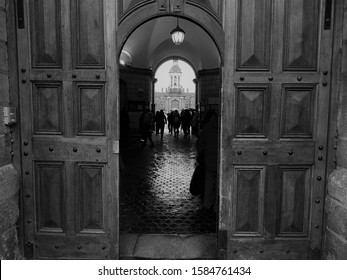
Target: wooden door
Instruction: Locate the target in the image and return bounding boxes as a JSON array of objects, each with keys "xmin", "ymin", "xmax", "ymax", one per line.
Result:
[
  {"xmin": 220, "ymin": 0, "xmax": 333, "ymax": 259},
  {"xmin": 17, "ymin": 0, "xmax": 118, "ymax": 259}
]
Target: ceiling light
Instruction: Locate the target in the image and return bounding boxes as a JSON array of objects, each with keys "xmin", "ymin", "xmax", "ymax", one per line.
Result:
[{"xmin": 170, "ymin": 18, "xmax": 185, "ymax": 45}]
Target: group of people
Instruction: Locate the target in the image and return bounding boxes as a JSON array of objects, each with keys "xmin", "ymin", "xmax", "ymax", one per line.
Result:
[
  {"xmin": 138, "ymin": 107, "xmax": 218, "ymax": 214},
  {"xmin": 167, "ymin": 109, "xmax": 198, "ymax": 139},
  {"xmin": 139, "ymin": 108, "xmax": 199, "ymax": 145}
]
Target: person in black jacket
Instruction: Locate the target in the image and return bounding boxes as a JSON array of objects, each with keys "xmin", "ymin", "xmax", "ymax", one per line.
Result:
[{"xmin": 156, "ymin": 110, "xmax": 167, "ymax": 141}]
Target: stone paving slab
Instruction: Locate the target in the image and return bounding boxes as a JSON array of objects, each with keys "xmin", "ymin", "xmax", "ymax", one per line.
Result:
[{"xmin": 120, "ymin": 233, "xmax": 217, "ymax": 259}]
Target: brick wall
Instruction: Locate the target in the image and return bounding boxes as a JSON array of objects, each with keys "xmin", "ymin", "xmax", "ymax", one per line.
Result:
[{"xmin": 323, "ymin": 0, "xmax": 347, "ymax": 260}]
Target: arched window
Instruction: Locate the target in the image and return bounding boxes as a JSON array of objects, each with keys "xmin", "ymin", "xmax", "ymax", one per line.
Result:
[{"xmin": 171, "ymin": 100, "xmax": 179, "ymax": 110}]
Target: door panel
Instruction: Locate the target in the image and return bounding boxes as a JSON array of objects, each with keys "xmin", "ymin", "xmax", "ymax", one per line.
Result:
[
  {"xmin": 222, "ymin": 0, "xmax": 332, "ymax": 259},
  {"xmin": 72, "ymin": 0, "xmax": 105, "ymax": 68},
  {"xmin": 280, "ymin": 85, "xmax": 315, "ymax": 138},
  {"xmin": 29, "ymin": 0, "xmax": 62, "ymax": 68},
  {"xmin": 76, "ymin": 83, "xmax": 105, "ymax": 135},
  {"xmin": 32, "ymin": 82, "xmax": 63, "ymax": 134},
  {"xmin": 236, "ymin": 0, "xmax": 271, "ymax": 70},
  {"xmin": 35, "ymin": 162, "xmax": 65, "ymax": 233},
  {"xmin": 233, "ymin": 166, "xmax": 265, "ymax": 236},
  {"xmin": 18, "ymin": 0, "xmax": 118, "ymax": 259},
  {"xmin": 284, "ymin": 0, "xmax": 320, "ymax": 70},
  {"xmin": 277, "ymin": 166, "xmax": 311, "ymax": 236},
  {"xmin": 76, "ymin": 163, "xmax": 105, "ymax": 234},
  {"xmin": 234, "ymin": 84, "xmax": 270, "ymax": 137}
]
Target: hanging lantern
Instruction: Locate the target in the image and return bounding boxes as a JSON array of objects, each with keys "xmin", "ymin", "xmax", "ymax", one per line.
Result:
[{"xmin": 170, "ymin": 18, "xmax": 185, "ymax": 45}]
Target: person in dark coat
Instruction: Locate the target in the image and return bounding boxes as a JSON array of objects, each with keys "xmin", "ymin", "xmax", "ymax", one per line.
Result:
[
  {"xmin": 181, "ymin": 109, "xmax": 192, "ymax": 138},
  {"xmin": 154, "ymin": 111, "xmax": 160, "ymax": 134},
  {"xmin": 172, "ymin": 110, "xmax": 181, "ymax": 139},
  {"xmin": 156, "ymin": 110, "xmax": 167, "ymax": 141},
  {"xmin": 167, "ymin": 111, "xmax": 174, "ymax": 134},
  {"xmin": 142, "ymin": 108, "xmax": 154, "ymax": 147},
  {"xmin": 197, "ymin": 110, "xmax": 218, "ymax": 211}
]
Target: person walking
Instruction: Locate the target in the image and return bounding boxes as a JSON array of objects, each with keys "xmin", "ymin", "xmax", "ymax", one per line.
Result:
[
  {"xmin": 154, "ymin": 111, "xmax": 160, "ymax": 135},
  {"xmin": 142, "ymin": 108, "xmax": 154, "ymax": 147},
  {"xmin": 172, "ymin": 110, "xmax": 181, "ymax": 139},
  {"xmin": 167, "ymin": 111, "xmax": 173, "ymax": 134},
  {"xmin": 156, "ymin": 110, "xmax": 167, "ymax": 141},
  {"xmin": 191, "ymin": 111, "xmax": 198, "ymax": 136},
  {"xmin": 181, "ymin": 109, "xmax": 192, "ymax": 138}
]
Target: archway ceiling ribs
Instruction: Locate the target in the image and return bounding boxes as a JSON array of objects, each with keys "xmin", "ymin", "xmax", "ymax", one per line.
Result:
[{"xmin": 122, "ymin": 17, "xmax": 220, "ymax": 72}]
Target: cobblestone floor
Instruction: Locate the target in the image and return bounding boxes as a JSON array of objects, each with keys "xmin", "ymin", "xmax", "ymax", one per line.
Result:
[{"xmin": 120, "ymin": 129, "xmax": 216, "ymax": 234}]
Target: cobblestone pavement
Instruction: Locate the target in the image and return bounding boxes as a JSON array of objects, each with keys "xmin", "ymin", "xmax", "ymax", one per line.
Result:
[{"xmin": 120, "ymin": 129, "xmax": 216, "ymax": 234}]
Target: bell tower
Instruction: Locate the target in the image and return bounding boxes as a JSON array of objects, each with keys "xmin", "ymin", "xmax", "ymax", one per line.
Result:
[{"xmin": 169, "ymin": 59, "xmax": 182, "ymax": 92}]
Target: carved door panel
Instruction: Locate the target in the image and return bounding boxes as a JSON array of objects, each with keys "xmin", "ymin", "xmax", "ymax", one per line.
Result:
[
  {"xmin": 17, "ymin": 0, "xmax": 118, "ymax": 259},
  {"xmin": 221, "ymin": 0, "xmax": 332, "ymax": 259}
]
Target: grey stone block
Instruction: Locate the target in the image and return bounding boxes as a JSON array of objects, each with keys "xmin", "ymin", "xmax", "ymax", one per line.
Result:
[
  {"xmin": 0, "ymin": 227, "xmax": 22, "ymax": 260},
  {"xmin": 327, "ymin": 167, "xmax": 347, "ymax": 205},
  {"xmin": 324, "ymin": 227, "xmax": 347, "ymax": 260},
  {"xmin": 0, "ymin": 197, "xmax": 19, "ymax": 233},
  {"xmin": 325, "ymin": 196, "xmax": 347, "ymax": 240},
  {"xmin": 0, "ymin": 164, "xmax": 19, "ymax": 203}
]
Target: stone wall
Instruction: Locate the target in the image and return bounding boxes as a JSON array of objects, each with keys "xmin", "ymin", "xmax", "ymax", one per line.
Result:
[
  {"xmin": 0, "ymin": 0, "xmax": 11, "ymax": 166},
  {"xmin": 119, "ymin": 66, "xmax": 153, "ymax": 106},
  {"xmin": 323, "ymin": 0, "xmax": 347, "ymax": 260},
  {"xmin": 0, "ymin": 164, "xmax": 21, "ymax": 259},
  {"xmin": 0, "ymin": 0, "xmax": 21, "ymax": 260}
]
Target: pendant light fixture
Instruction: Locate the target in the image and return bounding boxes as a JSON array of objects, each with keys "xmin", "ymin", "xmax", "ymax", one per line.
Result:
[{"xmin": 170, "ymin": 17, "xmax": 185, "ymax": 45}]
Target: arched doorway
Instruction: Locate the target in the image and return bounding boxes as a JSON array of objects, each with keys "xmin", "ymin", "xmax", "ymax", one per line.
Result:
[{"xmin": 117, "ymin": 11, "xmax": 223, "ymax": 258}]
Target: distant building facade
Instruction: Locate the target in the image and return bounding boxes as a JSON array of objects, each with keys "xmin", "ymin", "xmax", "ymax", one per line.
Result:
[{"xmin": 154, "ymin": 60, "xmax": 196, "ymax": 112}]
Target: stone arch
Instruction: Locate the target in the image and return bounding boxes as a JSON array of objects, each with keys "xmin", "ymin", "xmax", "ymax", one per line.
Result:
[{"xmin": 116, "ymin": 3, "xmax": 224, "ymax": 64}]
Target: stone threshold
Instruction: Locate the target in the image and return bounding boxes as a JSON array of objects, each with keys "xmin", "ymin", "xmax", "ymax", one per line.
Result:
[{"xmin": 120, "ymin": 233, "xmax": 217, "ymax": 260}]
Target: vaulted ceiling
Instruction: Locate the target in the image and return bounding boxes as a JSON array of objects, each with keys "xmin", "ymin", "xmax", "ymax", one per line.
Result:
[{"xmin": 120, "ymin": 16, "xmax": 221, "ymax": 73}]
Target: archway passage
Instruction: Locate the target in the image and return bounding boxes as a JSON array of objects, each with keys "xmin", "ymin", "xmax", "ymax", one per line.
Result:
[
  {"xmin": 118, "ymin": 15, "xmax": 222, "ymax": 258},
  {"xmin": 119, "ymin": 17, "xmax": 221, "ymax": 235}
]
